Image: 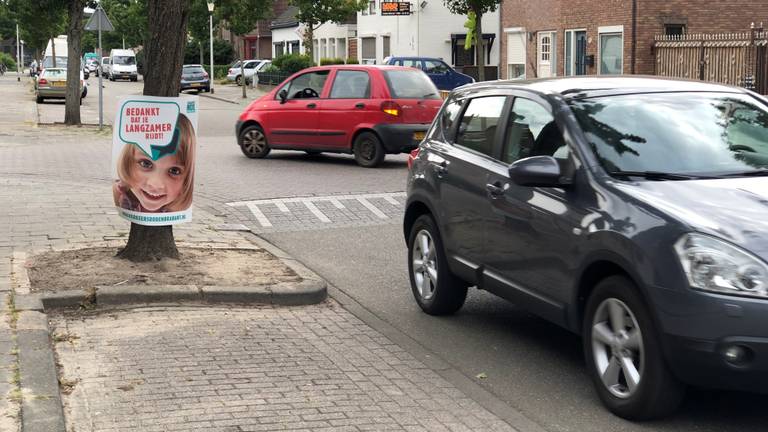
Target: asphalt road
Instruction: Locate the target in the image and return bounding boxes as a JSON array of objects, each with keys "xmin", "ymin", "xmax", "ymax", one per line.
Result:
[{"xmin": 40, "ymin": 79, "xmax": 768, "ymax": 432}]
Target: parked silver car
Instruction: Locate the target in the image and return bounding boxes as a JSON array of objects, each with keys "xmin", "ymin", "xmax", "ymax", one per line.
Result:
[{"xmin": 35, "ymin": 68, "xmax": 84, "ymax": 104}]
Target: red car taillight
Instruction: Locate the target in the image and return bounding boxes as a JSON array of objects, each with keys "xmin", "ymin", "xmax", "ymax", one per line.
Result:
[
  {"xmin": 408, "ymin": 147, "xmax": 420, "ymax": 170},
  {"xmin": 38, "ymin": 79, "xmax": 48, "ymax": 85},
  {"xmin": 381, "ymin": 100, "xmax": 401, "ymax": 117}
]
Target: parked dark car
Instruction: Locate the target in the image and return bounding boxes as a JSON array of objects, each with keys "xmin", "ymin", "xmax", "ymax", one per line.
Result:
[
  {"xmin": 180, "ymin": 64, "xmax": 210, "ymax": 93},
  {"xmin": 384, "ymin": 56, "xmax": 474, "ymax": 91},
  {"xmin": 236, "ymin": 65, "xmax": 442, "ymax": 167},
  {"xmin": 404, "ymin": 76, "xmax": 768, "ymax": 420}
]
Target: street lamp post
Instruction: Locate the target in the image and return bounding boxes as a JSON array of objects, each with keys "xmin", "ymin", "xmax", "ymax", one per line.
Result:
[
  {"xmin": 16, "ymin": 24, "xmax": 20, "ymax": 81},
  {"xmin": 207, "ymin": 0, "xmax": 215, "ymax": 94}
]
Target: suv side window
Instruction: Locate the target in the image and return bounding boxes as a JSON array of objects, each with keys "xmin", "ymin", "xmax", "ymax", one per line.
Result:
[
  {"xmin": 286, "ymin": 70, "xmax": 329, "ymax": 100},
  {"xmin": 425, "ymin": 60, "xmax": 450, "ymax": 74},
  {"xmin": 502, "ymin": 97, "xmax": 567, "ymax": 164},
  {"xmin": 455, "ymin": 96, "xmax": 507, "ymax": 156},
  {"xmin": 244, "ymin": 61, "xmax": 257, "ymax": 69},
  {"xmin": 403, "ymin": 59, "xmax": 421, "ymax": 68},
  {"xmin": 330, "ymin": 70, "xmax": 371, "ymax": 99},
  {"xmin": 437, "ymin": 98, "xmax": 463, "ymax": 141}
]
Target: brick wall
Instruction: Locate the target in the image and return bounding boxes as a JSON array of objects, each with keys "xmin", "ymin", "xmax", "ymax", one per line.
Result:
[
  {"xmin": 500, "ymin": 0, "xmax": 767, "ymax": 79},
  {"xmin": 348, "ymin": 38, "xmax": 358, "ymax": 61}
]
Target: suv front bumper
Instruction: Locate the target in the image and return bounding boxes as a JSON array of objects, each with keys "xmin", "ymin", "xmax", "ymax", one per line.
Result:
[{"xmin": 653, "ymin": 286, "xmax": 768, "ymax": 393}]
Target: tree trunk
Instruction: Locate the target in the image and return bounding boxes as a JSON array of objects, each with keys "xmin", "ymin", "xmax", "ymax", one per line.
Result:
[
  {"xmin": 305, "ymin": 25, "xmax": 314, "ymax": 66},
  {"xmin": 117, "ymin": 0, "xmax": 191, "ymax": 262},
  {"xmin": 199, "ymin": 41, "xmax": 203, "ymax": 64},
  {"xmin": 475, "ymin": 10, "xmax": 484, "ymax": 82},
  {"xmin": 51, "ymin": 36, "xmax": 56, "ymax": 67},
  {"xmin": 65, "ymin": 0, "xmax": 86, "ymax": 126}
]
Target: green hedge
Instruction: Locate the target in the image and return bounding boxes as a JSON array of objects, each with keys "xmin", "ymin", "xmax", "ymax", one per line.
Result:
[
  {"xmin": 319, "ymin": 57, "xmax": 345, "ymax": 66},
  {"xmin": 202, "ymin": 65, "xmax": 230, "ymax": 80},
  {"xmin": 0, "ymin": 53, "xmax": 16, "ymax": 71},
  {"xmin": 272, "ymin": 53, "xmax": 312, "ymax": 75},
  {"xmin": 345, "ymin": 58, "xmax": 359, "ymax": 64}
]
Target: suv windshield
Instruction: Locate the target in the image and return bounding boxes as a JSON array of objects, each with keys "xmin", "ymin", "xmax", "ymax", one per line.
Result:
[
  {"xmin": 570, "ymin": 92, "xmax": 768, "ymax": 176},
  {"xmin": 113, "ymin": 56, "xmax": 135, "ymax": 65},
  {"xmin": 383, "ymin": 70, "xmax": 440, "ymax": 99}
]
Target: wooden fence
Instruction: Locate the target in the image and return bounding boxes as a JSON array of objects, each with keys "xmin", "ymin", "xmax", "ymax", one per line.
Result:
[{"xmin": 653, "ymin": 26, "xmax": 768, "ymax": 94}]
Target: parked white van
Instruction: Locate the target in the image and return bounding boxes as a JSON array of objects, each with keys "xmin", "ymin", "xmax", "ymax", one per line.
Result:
[{"xmin": 108, "ymin": 49, "xmax": 137, "ymax": 81}]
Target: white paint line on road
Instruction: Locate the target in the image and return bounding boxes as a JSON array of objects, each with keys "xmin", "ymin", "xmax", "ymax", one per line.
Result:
[
  {"xmin": 226, "ymin": 191, "xmax": 406, "ymax": 207},
  {"xmin": 275, "ymin": 202, "xmax": 290, "ymax": 212},
  {"xmin": 246, "ymin": 203, "xmax": 272, "ymax": 227},
  {"xmin": 357, "ymin": 198, "xmax": 388, "ymax": 219},
  {"xmin": 384, "ymin": 196, "xmax": 400, "ymax": 205},
  {"xmin": 303, "ymin": 200, "xmax": 331, "ymax": 223},
  {"xmin": 330, "ymin": 198, "xmax": 345, "ymax": 209}
]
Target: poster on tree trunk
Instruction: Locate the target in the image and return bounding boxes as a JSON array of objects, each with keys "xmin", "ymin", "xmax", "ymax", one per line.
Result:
[{"xmin": 111, "ymin": 95, "xmax": 198, "ymax": 226}]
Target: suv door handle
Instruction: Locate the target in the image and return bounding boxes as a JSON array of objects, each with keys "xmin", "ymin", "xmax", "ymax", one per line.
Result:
[
  {"xmin": 486, "ymin": 182, "xmax": 506, "ymax": 198},
  {"xmin": 355, "ymin": 102, "xmax": 365, "ymax": 109},
  {"xmin": 432, "ymin": 161, "xmax": 448, "ymax": 176},
  {"xmin": 307, "ymin": 103, "xmax": 317, "ymax": 109}
]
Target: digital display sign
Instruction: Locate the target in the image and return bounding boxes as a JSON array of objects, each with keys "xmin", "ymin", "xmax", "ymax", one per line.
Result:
[{"xmin": 381, "ymin": 1, "xmax": 411, "ymax": 16}]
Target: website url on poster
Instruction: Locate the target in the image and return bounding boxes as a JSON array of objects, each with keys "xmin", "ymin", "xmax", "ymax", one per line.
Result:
[{"xmin": 120, "ymin": 212, "xmax": 187, "ymax": 223}]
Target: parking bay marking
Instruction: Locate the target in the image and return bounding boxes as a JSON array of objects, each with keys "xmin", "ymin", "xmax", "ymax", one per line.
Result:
[{"xmin": 227, "ymin": 192, "xmax": 406, "ymax": 228}]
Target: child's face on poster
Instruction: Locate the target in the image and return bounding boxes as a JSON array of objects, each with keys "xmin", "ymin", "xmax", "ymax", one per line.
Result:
[{"xmin": 129, "ymin": 150, "xmax": 185, "ymax": 211}]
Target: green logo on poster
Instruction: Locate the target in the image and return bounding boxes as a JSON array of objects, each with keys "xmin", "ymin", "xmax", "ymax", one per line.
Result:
[{"xmin": 187, "ymin": 101, "xmax": 196, "ymax": 113}]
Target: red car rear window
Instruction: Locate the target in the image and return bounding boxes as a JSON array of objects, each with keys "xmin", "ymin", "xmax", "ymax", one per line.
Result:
[{"xmin": 383, "ymin": 70, "xmax": 440, "ymax": 100}]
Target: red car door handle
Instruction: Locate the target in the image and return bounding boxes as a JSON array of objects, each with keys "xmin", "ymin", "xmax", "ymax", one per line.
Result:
[
  {"xmin": 355, "ymin": 103, "xmax": 365, "ymax": 109},
  {"xmin": 307, "ymin": 103, "xmax": 317, "ymax": 109}
]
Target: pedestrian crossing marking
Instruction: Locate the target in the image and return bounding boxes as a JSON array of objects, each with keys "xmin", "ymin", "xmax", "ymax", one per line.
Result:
[{"xmin": 227, "ymin": 192, "xmax": 406, "ymax": 228}]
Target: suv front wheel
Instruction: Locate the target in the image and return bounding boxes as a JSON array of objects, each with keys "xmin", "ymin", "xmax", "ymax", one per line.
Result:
[
  {"xmin": 408, "ymin": 214, "xmax": 468, "ymax": 315},
  {"xmin": 583, "ymin": 276, "xmax": 685, "ymax": 420}
]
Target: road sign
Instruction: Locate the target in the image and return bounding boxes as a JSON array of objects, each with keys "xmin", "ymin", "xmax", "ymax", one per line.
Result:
[{"xmin": 85, "ymin": 7, "xmax": 115, "ymax": 32}]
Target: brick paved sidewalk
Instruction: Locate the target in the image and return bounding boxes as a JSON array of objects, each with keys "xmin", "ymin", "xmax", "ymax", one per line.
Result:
[{"xmin": 52, "ymin": 306, "xmax": 514, "ymax": 432}]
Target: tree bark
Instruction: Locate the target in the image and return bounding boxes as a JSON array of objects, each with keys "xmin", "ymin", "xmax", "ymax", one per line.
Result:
[
  {"xmin": 65, "ymin": 0, "xmax": 86, "ymax": 126},
  {"xmin": 305, "ymin": 25, "xmax": 314, "ymax": 66},
  {"xmin": 475, "ymin": 9, "xmax": 485, "ymax": 82},
  {"xmin": 117, "ymin": 0, "xmax": 191, "ymax": 262},
  {"xmin": 50, "ymin": 36, "xmax": 56, "ymax": 67}
]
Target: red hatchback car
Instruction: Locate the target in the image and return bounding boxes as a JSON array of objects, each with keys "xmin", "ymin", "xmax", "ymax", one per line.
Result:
[{"xmin": 235, "ymin": 65, "xmax": 443, "ymax": 167}]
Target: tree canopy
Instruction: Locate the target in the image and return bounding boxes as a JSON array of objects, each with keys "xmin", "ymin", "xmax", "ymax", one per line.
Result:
[
  {"xmin": 443, "ymin": 0, "xmax": 500, "ymax": 81},
  {"xmin": 290, "ymin": 0, "xmax": 366, "ymax": 64}
]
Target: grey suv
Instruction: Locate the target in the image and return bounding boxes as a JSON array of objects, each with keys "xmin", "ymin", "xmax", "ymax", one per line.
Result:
[{"xmin": 404, "ymin": 77, "xmax": 768, "ymax": 420}]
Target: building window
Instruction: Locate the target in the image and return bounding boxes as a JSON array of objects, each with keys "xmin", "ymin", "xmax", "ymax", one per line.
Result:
[
  {"xmin": 290, "ymin": 40, "xmax": 300, "ymax": 54},
  {"xmin": 274, "ymin": 42, "xmax": 284, "ymax": 57},
  {"xmin": 382, "ymin": 36, "xmax": 390, "ymax": 59},
  {"xmin": 599, "ymin": 28, "xmax": 623, "ymax": 75},
  {"xmin": 540, "ymin": 35, "xmax": 551, "ymax": 61},
  {"xmin": 320, "ymin": 39, "xmax": 326, "ymax": 59},
  {"xmin": 665, "ymin": 24, "xmax": 686, "ymax": 36},
  {"xmin": 338, "ymin": 38, "xmax": 347, "ymax": 60},
  {"xmin": 361, "ymin": 37, "xmax": 376, "ymax": 64},
  {"xmin": 506, "ymin": 31, "xmax": 526, "ymax": 79},
  {"xmin": 368, "ymin": 0, "xmax": 376, "ymax": 15}
]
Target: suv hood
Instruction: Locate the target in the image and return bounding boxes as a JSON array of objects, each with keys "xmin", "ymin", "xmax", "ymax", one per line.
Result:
[{"xmin": 614, "ymin": 177, "xmax": 768, "ymax": 257}]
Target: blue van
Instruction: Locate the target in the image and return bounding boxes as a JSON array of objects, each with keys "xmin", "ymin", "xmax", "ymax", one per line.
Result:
[{"xmin": 384, "ymin": 56, "xmax": 474, "ymax": 91}]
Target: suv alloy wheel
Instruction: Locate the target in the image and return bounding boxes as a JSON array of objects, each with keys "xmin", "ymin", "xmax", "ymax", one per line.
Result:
[
  {"xmin": 583, "ymin": 276, "xmax": 685, "ymax": 420},
  {"xmin": 407, "ymin": 214, "xmax": 468, "ymax": 315}
]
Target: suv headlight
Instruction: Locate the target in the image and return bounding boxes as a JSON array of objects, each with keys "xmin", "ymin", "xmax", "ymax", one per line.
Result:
[{"xmin": 675, "ymin": 233, "xmax": 768, "ymax": 298}]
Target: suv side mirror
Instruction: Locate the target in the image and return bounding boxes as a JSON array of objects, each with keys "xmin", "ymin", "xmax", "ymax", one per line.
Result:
[
  {"xmin": 278, "ymin": 89, "xmax": 288, "ymax": 104},
  {"xmin": 509, "ymin": 156, "xmax": 569, "ymax": 187}
]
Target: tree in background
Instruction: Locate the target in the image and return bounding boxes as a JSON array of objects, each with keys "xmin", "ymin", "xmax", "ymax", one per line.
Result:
[
  {"xmin": 290, "ymin": 0, "xmax": 366, "ymax": 66},
  {"xmin": 64, "ymin": 0, "xmax": 88, "ymax": 126},
  {"xmin": 117, "ymin": 0, "xmax": 191, "ymax": 262},
  {"xmin": 8, "ymin": 0, "xmax": 66, "ymax": 63},
  {"xmin": 0, "ymin": 1, "xmax": 16, "ymax": 42},
  {"xmin": 443, "ymin": 0, "xmax": 500, "ymax": 81}
]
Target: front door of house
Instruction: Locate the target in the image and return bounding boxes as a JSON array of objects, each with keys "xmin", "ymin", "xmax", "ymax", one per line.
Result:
[
  {"xmin": 575, "ymin": 31, "xmax": 587, "ymax": 75},
  {"xmin": 538, "ymin": 32, "xmax": 556, "ymax": 78}
]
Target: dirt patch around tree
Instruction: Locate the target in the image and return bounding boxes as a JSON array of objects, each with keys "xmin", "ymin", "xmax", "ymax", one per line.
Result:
[{"xmin": 27, "ymin": 247, "xmax": 300, "ymax": 292}]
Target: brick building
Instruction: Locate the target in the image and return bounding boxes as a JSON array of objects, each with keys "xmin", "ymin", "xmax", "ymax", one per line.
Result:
[
  {"xmin": 499, "ymin": 0, "xmax": 768, "ymax": 80},
  {"xmin": 220, "ymin": 0, "xmax": 290, "ymax": 60}
]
